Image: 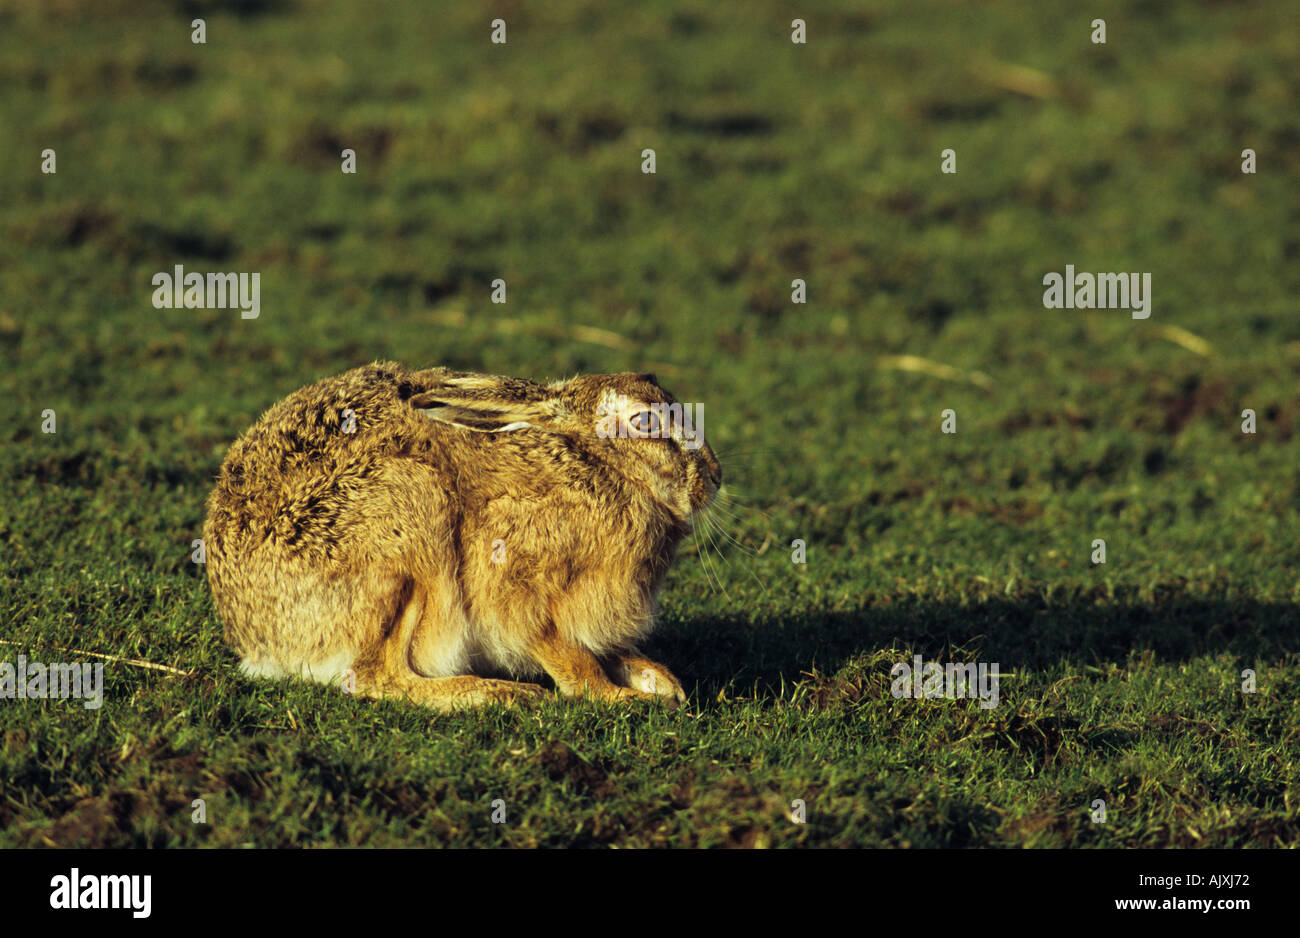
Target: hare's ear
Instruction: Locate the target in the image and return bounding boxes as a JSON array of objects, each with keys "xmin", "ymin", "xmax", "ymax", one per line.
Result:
[
  {"xmin": 414, "ymin": 400, "xmax": 537, "ymax": 433},
  {"xmin": 411, "ymin": 392, "xmax": 544, "ymax": 433},
  {"xmin": 409, "ymin": 372, "xmax": 549, "ymax": 406},
  {"xmin": 408, "ymin": 373, "xmax": 554, "ymax": 432}
]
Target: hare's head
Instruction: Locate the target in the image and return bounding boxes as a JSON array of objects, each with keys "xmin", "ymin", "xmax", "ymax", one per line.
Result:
[
  {"xmin": 562, "ymin": 372, "xmax": 720, "ymax": 518},
  {"xmin": 410, "ymin": 370, "xmax": 721, "ymax": 520}
]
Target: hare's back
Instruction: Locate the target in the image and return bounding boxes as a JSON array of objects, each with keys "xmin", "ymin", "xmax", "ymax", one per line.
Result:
[{"xmin": 206, "ymin": 363, "xmax": 448, "ymax": 561}]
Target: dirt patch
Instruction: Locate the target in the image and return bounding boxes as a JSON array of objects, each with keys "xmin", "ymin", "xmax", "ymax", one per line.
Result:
[
  {"xmin": 1141, "ymin": 375, "xmax": 1231, "ymax": 434},
  {"xmin": 534, "ymin": 741, "xmax": 615, "ymax": 799},
  {"xmin": 965, "ymin": 711, "xmax": 1081, "ymax": 770},
  {"xmin": 941, "ymin": 496, "xmax": 1044, "ymax": 525}
]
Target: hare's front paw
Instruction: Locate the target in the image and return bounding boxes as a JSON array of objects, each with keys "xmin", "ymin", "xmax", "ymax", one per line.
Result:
[{"xmin": 614, "ymin": 657, "xmax": 687, "ymax": 707}]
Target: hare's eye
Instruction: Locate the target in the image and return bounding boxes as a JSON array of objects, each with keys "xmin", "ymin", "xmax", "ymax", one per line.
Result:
[{"xmin": 630, "ymin": 410, "xmax": 661, "ymax": 435}]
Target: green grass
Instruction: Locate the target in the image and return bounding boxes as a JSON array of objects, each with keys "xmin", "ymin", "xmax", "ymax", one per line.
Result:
[{"xmin": 1, "ymin": 0, "xmax": 1298, "ymax": 847}]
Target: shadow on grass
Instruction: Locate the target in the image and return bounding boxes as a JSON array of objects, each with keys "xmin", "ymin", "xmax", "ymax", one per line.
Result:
[{"xmin": 652, "ymin": 596, "xmax": 1299, "ymax": 700}]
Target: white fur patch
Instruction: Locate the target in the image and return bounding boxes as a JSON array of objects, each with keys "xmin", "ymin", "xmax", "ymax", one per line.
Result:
[
  {"xmin": 632, "ymin": 667, "xmax": 660, "ymax": 695},
  {"xmin": 241, "ymin": 653, "xmax": 354, "ymax": 686},
  {"xmin": 239, "ymin": 659, "xmax": 277, "ymax": 679}
]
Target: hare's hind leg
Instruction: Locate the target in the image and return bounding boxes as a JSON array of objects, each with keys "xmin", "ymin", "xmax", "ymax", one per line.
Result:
[
  {"xmin": 351, "ymin": 667, "xmax": 548, "ymax": 711},
  {"xmin": 351, "ymin": 579, "xmax": 547, "ymax": 711}
]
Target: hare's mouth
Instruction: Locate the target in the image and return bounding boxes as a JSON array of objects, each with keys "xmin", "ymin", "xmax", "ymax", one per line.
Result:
[{"xmin": 687, "ymin": 472, "xmax": 719, "ymax": 514}]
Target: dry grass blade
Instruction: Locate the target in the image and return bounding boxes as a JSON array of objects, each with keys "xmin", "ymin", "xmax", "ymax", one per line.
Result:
[
  {"xmin": 569, "ymin": 325, "xmax": 631, "ymax": 349},
  {"xmin": 0, "ymin": 639, "xmax": 194, "ymax": 678},
  {"xmin": 975, "ymin": 59, "xmax": 1058, "ymax": 99},
  {"xmin": 876, "ymin": 354, "xmax": 995, "ymax": 391},
  {"xmin": 1149, "ymin": 324, "xmax": 1214, "ymax": 357}
]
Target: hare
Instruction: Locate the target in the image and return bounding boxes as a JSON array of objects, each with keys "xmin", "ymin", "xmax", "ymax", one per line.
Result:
[{"xmin": 203, "ymin": 362, "xmax": 720, "ymax": 711}]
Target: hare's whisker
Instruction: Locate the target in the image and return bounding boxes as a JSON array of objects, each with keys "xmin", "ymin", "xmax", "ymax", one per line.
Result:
[
  {"xmin": 699, "ymin": 511, "xmax": 769, "ymax": 597},
  {"xmin": 711, "ymin": 495, "xmax": 773, "ymax": 524},
  {"xmin": 696, "ymin": 515, "xmax": 732, "ymax": 601},
  {"xmin": 689, "ymin": 520, "xmax": 723, "ymax": 595},
  {"xmin": 701, "ymin": 507, "xmax": 757, "ymax": 555},
  {"xmin": 715, "ymin": 486, "xmax": 766, "ymax": 503},
  {"xmin": 712, "ymin": 445, "xmax": 796, "ymax": 458}
]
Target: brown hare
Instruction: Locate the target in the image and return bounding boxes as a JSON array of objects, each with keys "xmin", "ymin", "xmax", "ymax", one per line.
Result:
[{"xmin": 203, "ymin": 362, "xmax": 720, "ymax": 711}]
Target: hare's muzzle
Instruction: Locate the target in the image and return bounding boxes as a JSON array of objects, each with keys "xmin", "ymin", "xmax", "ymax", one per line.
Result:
[
  {"xmin": 700, "ymin": 444, "xmax": 722, "ymax": 489},
  {"xmin": 690, "ymin": 443, "xmax": 722, "ymax": 512}
]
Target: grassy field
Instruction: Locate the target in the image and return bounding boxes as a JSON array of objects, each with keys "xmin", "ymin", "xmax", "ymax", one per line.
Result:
[{"xmin": 1, "ymin": 0, "xmax": 1298, "ymax": 847}]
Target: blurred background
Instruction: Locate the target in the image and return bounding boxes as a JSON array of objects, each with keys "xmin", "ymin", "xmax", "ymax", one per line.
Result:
[{"xmin": 4, "ymin": 0, "xmax": 1298, "ymax": 601}]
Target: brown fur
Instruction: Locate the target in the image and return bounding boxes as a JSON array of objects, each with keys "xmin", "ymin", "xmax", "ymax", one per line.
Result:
[{"xmin": 203, "ymin": 361, "xmax": 720, "ymax": 710}]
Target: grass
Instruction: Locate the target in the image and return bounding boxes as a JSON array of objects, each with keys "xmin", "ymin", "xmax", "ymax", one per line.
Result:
[{"xmin": 1, "ymin": 0, "xmax": 1298, "ymax": 847}]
